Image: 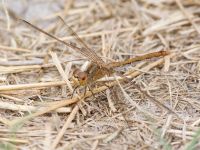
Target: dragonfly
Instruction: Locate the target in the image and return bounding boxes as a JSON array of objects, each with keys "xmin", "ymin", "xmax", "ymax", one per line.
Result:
[
  {"xmin": 21, "ymin": 17, "xmax": 177, "ymax": 115},
  {"xmin": 22, "ymin": 17, "xmax": 169, "ymax": 89}
]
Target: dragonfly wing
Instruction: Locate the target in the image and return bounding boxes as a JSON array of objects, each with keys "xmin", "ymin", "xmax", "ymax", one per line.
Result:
[
  {"xmin": 22, "ymin": 19, "xmax": 105, "ymax": 66},
  {"xmin": 58, "ymin": 16, "xmax": 106, "ymax": 67}
]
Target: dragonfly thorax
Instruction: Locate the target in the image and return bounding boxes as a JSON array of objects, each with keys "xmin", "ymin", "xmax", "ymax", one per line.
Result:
[{"xmin": 87, "ymin": 64, "xmax": 114, "ymax": 82}]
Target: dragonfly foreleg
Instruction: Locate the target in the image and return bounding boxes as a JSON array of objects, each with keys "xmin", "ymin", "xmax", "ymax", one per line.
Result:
[
  {"xmin": 71, "ymin": 85, "xmax": 80, "ymax": 99},
  {"xmin": 87, "ymin": 84, "xmax": 96, "ymax": 99}
]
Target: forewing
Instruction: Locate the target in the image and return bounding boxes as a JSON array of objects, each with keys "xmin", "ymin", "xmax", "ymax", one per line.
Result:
[
  {"xmin": 58, "ymin": 16, "xmax": 106, "ymax": 67},
  {"xmin": 22, "ymin": 19, "xmax": 105, "ymax": 66}
]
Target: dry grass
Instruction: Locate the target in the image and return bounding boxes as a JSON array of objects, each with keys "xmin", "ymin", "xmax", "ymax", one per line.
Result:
[{"xmin": 0, "ymin": 0, "xmax": 200, "ymax": 149}]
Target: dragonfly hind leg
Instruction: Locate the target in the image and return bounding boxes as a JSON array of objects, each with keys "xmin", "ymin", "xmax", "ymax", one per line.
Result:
[
  {"xmin": 71, "ymin": 85, "xmax": 96, "ymax": 99},
  {"xmin": 86, "ymin": 85, "xmax": 97, "ymax": 99}
]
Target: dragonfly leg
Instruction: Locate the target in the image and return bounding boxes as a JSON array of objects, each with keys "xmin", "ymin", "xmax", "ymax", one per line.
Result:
[
  {"xmin": 83, "ymin": 86, "xmax": 87, "ymax": 97},
  {"xmin": 87, "ymin": 85, "xmax": 96, "ymax": 99},
  {"xmin": 104, "ymin": 82, "xmax": 113, "ymax": 91},
  {"xmin": 71, "ymin": 85, "xmax": 80, "ymax": 99},
  {"xmin": 104, "ymin": 83, "xmax": 131, "ymax": 128}
]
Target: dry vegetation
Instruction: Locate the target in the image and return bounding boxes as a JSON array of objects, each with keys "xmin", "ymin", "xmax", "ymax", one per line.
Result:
[{"xmin": 0, "ymin": 0, "xmax": 200, "ymax": 149}]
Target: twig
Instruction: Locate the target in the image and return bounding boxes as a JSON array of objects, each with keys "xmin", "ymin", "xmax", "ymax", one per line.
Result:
[
  {"xmin": 175, "ymin": 0, "xmax": 200, "ymax": 34},
  {"xmin": 0, "ymin": 81, "xmax": 67, "ymax": 91},
  {"xmin": 51, "ymin": 104, "xmax": 79, "ymax": 149},
  {"xmin": 0, "ymin": 101, "xmax": 71, "ymax": 113},
  {"xmin": 2, "ymin": 0, "xmax": 11, "ymax": 31},
  {"xmin": 50, "ymin": 51, "xmax": 73, "ymax": 92},
  {"xmin": 43, "ymin": 27, "xmax": 136, "ymax": 44},
  {"xmin": 0, "ymin": 45, "xmax": 31, "ymax": 52}
]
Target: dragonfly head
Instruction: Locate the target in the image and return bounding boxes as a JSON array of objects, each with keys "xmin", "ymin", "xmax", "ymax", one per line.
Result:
[{"xmin": 73, "ymin": 69, "xmax": 88, "ymax": 85}]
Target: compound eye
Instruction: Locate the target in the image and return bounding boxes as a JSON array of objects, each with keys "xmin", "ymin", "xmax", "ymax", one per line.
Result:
[
  {"xmin": 81, "ymin": 76, "xmax": 87, "ymax": 81},
  {"xmin": 79, "ymin": 72, "xmax": 87, "ymax": 81}
]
